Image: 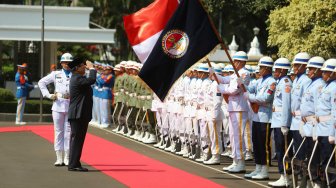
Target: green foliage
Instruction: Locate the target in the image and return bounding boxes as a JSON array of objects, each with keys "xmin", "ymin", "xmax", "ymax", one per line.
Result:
[
  {"xmin": 0, "ymin": 100, "xmax": 52, "ymax": 114},
  {"xmin": 268, "ymin": 0, "xmax": 336, "ymax": 59},
  {"xmin": 0, "ymin": 88, "xmax": 15, "ymax": 102}
]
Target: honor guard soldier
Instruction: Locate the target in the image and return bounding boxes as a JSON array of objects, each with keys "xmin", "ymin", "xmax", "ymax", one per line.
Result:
[
  {"xmin": 195, "ymin": 63, "xmax": 212, "ymax": 163},
  {"xmin": 97, "ymin": 64, "xmax": 114, "ymax": 128},
  {"xmin": 310, "ymin": 58, "xmax": 336, "ymax": 188},
  {"xmin": 299, "ymin": 56, "xmax": 326, "ymax": 187},
  {"xmin": 117, "ymin": 61, "xmax": 132, "ymax": 134},
  {"xmin": 216, "ymin": 51, "xmax": 251, "ymax": 173},
  {"xmin": 244, "ymin": 56, "xmax": 276, "ymax": 180},
  {"xmin": 268, "ymin": 58, "xmax": 292, "ymax": 187},
  {"xmin": 112, "ymin": 61, "xmax": 127, "ymax": 132},
  {"xmin": 90, "ymin": 61, "xmax": 102, "ymax": 127},
  {"xmin": 290, "ymin": 52, "xmax": 312, "ymax": 179},
  {"xmin": 38, "ymin": 53, "xmax": 73, "ymax": 166},
  {"xmin": 15, "ymin": 63, "xmax": 34, "ymax": 125},
  {"xmin": 220, "ymin": 65, "xmax": 232, "ymax": 158},
  {"xmin": 203, "ymin": 64, "xmax": 224, "ymax": 165}
]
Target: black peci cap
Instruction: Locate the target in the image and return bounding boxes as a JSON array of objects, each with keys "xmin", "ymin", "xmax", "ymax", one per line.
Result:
[{"xmin": 68, "ymin": 56, "xmax": 85, "ymax": 69}]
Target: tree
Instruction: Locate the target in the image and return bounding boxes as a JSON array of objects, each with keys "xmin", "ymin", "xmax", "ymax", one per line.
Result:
[
  {"xmin": 202, "ymin": 0, "xmax": 288, "ymax": 55},
  {"xmin": 268, "ymin": 0, "xmax": 336, "ymax": 59}
]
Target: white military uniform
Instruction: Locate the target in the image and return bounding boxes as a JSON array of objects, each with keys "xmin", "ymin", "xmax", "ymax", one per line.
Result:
[
  {"xmin": 38, "ymin": 69, "xmax": 71, "ymax": 164},
  {"xmin": 218, "ymin": 67, "xmax": 251, "ymax": 172},
  {"xmin": 205, "ymin": 79, "xmax": 224, "ymax": 159}
]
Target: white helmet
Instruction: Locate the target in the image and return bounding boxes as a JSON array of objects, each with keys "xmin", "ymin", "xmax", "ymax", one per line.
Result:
[
  {"xmin": 292, "ymin": 52, "xmax": 310, "ymax": 65},
  {"xmin": 307, "ymin": 56, "xmax": 325, "ymax": 69},
  {"xmin": 258, "ymin": 56, "xmax": 274, "ymax": 67},
  {"xmin": 212, "ymin": 64, "xmax": 222, "ymax": 73},
  {"xmin": 273, "ymin": 58, "xmax": 291, "ymax": 70},
  {"xmin": 233, "ymin": 51, "xmax": 248, "ymax": 61},
  {"xmin": 60, "ymin": 53, "xmax": 73, "ymax": 62},
  {"xmin": 226, "ymin": 65, "xmax": 234, "ymax": 72},
  {"xmin": 321, "ymin": 58, "xmax": 336, "ymax": 72},
  {"xmin": 217, "ymin": 63, "xmax": 225, "ymax": 69},
  {"xmin": 245, "ymin": 65, "xmax": 252, "ymax": 73},
  {"xmin": 125, "ymin": 60, "xmax": 134, "ymax": 69},
  {"xmin": 114, "ymin": 64, "xmax": 121, "ymax": 71},
  {"xmin": 119, "ymin": 61, "xmax": 127, "ymax": 67},
  {"xmin": 197, "ymin": 63, "xmax": 209, "ymax": 72}
]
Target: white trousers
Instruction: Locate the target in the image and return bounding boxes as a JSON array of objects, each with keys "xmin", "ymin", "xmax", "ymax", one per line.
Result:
[
  {"xmin": 52, "ymin": 111, "xmax": 70, "ymax": 151},
  {"xmin": 184, "ymin": 117, "xmax": 194, "ymax": 142},
  {"xmin": 228, "ymin": 111, "xmax": 248, "ymax": 160},
  {"xmin": 244, "ymin": 118, "xmax": 253, "ymax": 153},
  {"xmin": 92, "ymin": 96, "xmax": 100, "ymax": 124},
  {"xmin": 99, "ymin": 98, "xmax": 111, "ymax": 126},
  {"xmin": 16, "ymin": 97, "xmax": 26, "ymax": 122},
  {"xmin": 208, "ymin": 119, "xmax": 223, "ymax": 155},
  {"xmin": 199, "ymin": 119, "xmax": 210, "ymax": 153}
]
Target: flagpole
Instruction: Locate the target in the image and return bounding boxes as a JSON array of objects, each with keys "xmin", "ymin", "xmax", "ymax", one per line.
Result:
[{"xmin": 198, "ymin": 0, "xmax": 246, "ymax": 92}]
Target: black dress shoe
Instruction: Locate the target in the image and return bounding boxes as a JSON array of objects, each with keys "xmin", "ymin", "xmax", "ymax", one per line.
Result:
[{"xmin": 68, "ymin": 167, "xmax": 88, "ymax": 172}]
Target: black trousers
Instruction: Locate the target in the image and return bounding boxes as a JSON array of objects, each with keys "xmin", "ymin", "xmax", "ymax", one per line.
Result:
[
  {"xmin": 252, "ymin": 122, "xmax": 272, "ymax": 166},
  {"xmin": 68, "ymin": 119, "xmax": 89, "ymax": 168},
  {"xmin": 292, "ymin": 130, "xmax": 305, "ymax": 160},
  {"xmin": 274, "ymin": 128, "xmax": 293, "ymax": 174}
]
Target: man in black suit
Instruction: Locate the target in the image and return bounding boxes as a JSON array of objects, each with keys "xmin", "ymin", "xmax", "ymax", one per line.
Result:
[{"xmin": 67, "ymin": 57, "xmax": 96, "ymax": 172}]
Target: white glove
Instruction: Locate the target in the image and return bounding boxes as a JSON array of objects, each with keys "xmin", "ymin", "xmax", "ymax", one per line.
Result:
[
  {"xmin": 120, "ymin": 89, "xmax": 125, "ymax": 92},
  {"xmin": 48, "ymin": 94, "xmax": 57, "ymax": 100},
  {"xmin": 243, "ymin": 92, "xmax": 249, "ymax": 100},
  {"xmin": 125, "ymin": 91, "xmax": 129, "ymax": 95},
  {"xmin": 208, "ymin": 67, "xmax": 215, "ymax": 75},
  {"xmin": 281, "ymin": 126, "xmax": 289, "ymax": 136},
  {"xmin": 34, "ymin": 85, "xmax": 39, "ymax": 89},
  {"xmin": 114, "ymin": 92, "xmax": 119, "ymax": 96},
  {"xmin": 146, "ymin": 95, "xmax": 152, "ymax": 100},
  {"xmin": 312, "ymin": 126, "xmax": 317, "ymax": 141},
  {"xmin": 217, "ymin": 84, "xmax": 225, "ymax": 93},
  {"xmin": 328, "ymin": 136, "xmax": 335, "ymax": 144}
]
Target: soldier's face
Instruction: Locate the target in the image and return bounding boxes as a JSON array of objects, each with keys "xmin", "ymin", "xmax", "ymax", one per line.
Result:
[
  {"xmin": 322, "ymin": 71, "xmax": 335, "ymax": 82},
  {"xmin": 233, "ymin": 60, "xmax": 245, "ymax": 70},
  {"xmin": 259, "ymin": 66, "xmax": 270, "ymax": 76},
  {"xmin": 293, "ymin": 64, "xmax": 306, "ymax": 74},
  {"xmin": 307, "ymin": 67, "xmax": 321, "ymax": 79},
  {"xmin": 18, "ymin": 68, "xmax": 25, "ymax": 74},
  {"xmin": 255, "ymin": 72, "xmax": 260, "ymax": 79},
  {"xmin": 61, "ymin": 62, "xmax": 70, "ymax": 70},
  {"xmin": 273, "ymin": 68, "xmax": 282, "ymax": 79},
  {"xmin": 222, "ymin": 72, "xmax": 229, "ymax": 76}
]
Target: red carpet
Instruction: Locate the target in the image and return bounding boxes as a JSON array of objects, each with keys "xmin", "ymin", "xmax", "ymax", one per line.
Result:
[{"xmin": 0, "ymin": 125, "xmax": 225, "ymax": 188}]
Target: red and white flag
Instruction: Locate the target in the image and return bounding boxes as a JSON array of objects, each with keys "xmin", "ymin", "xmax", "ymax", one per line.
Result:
[{"xmin": 123, "ymin": 0, "xmax": 179, "ymax": 63}]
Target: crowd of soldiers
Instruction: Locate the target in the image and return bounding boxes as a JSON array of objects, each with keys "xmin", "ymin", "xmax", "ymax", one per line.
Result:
[{"xmin": 101, "ymin": 51, "xmax": 336, "ymax": 188}]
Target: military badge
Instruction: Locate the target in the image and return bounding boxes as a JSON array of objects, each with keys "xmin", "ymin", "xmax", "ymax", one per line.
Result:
[
  {"xmin": 285, "ymin": 85, "xmax": 291, "ymax": 93},
  {"xmin": 162, "ymin": 29, "xmax": 189, "ymax": 59}
]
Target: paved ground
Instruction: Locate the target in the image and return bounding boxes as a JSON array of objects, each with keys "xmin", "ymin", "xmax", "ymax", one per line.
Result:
[{"xmin": 0, "ymin": 122, "xmax": 281, "ymax": 188}]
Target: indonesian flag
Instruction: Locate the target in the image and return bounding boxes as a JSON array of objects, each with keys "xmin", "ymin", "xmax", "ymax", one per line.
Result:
[{"xmin": 123, "ymin": 0, "xmax": 179, "ymax": 63}]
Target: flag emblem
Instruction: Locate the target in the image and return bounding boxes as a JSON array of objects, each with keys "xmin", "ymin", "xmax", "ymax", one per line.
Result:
[{"xmin": 162, "ymin": 29, "xmax": 189, "ymax": 59}]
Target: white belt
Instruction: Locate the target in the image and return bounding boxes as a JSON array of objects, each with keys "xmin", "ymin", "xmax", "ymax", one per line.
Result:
[
  {"xmin": 102, "ymin": 87, "xmax": 110, "ymax": 90},
  {"xmin": 292, "ymin": 111, "xmax": 301, "ymax": 117},
  {"xmin": 302, "ymin": 115, "xmax": 316, "ymax": 123},
  {"xmin": 272, "ymin": 106, "xmax": 282, "ymax": 112},
  {"xmin": 317, "ymin": 115, "xmax": 332, "ymax": 123},
  {"xmin": 56, "ymin": 93, "xmax": 70, "ymax": 99},
  {"xmin": 17, "ymin": 86, "xmax": 25, "ymax": 89}
]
